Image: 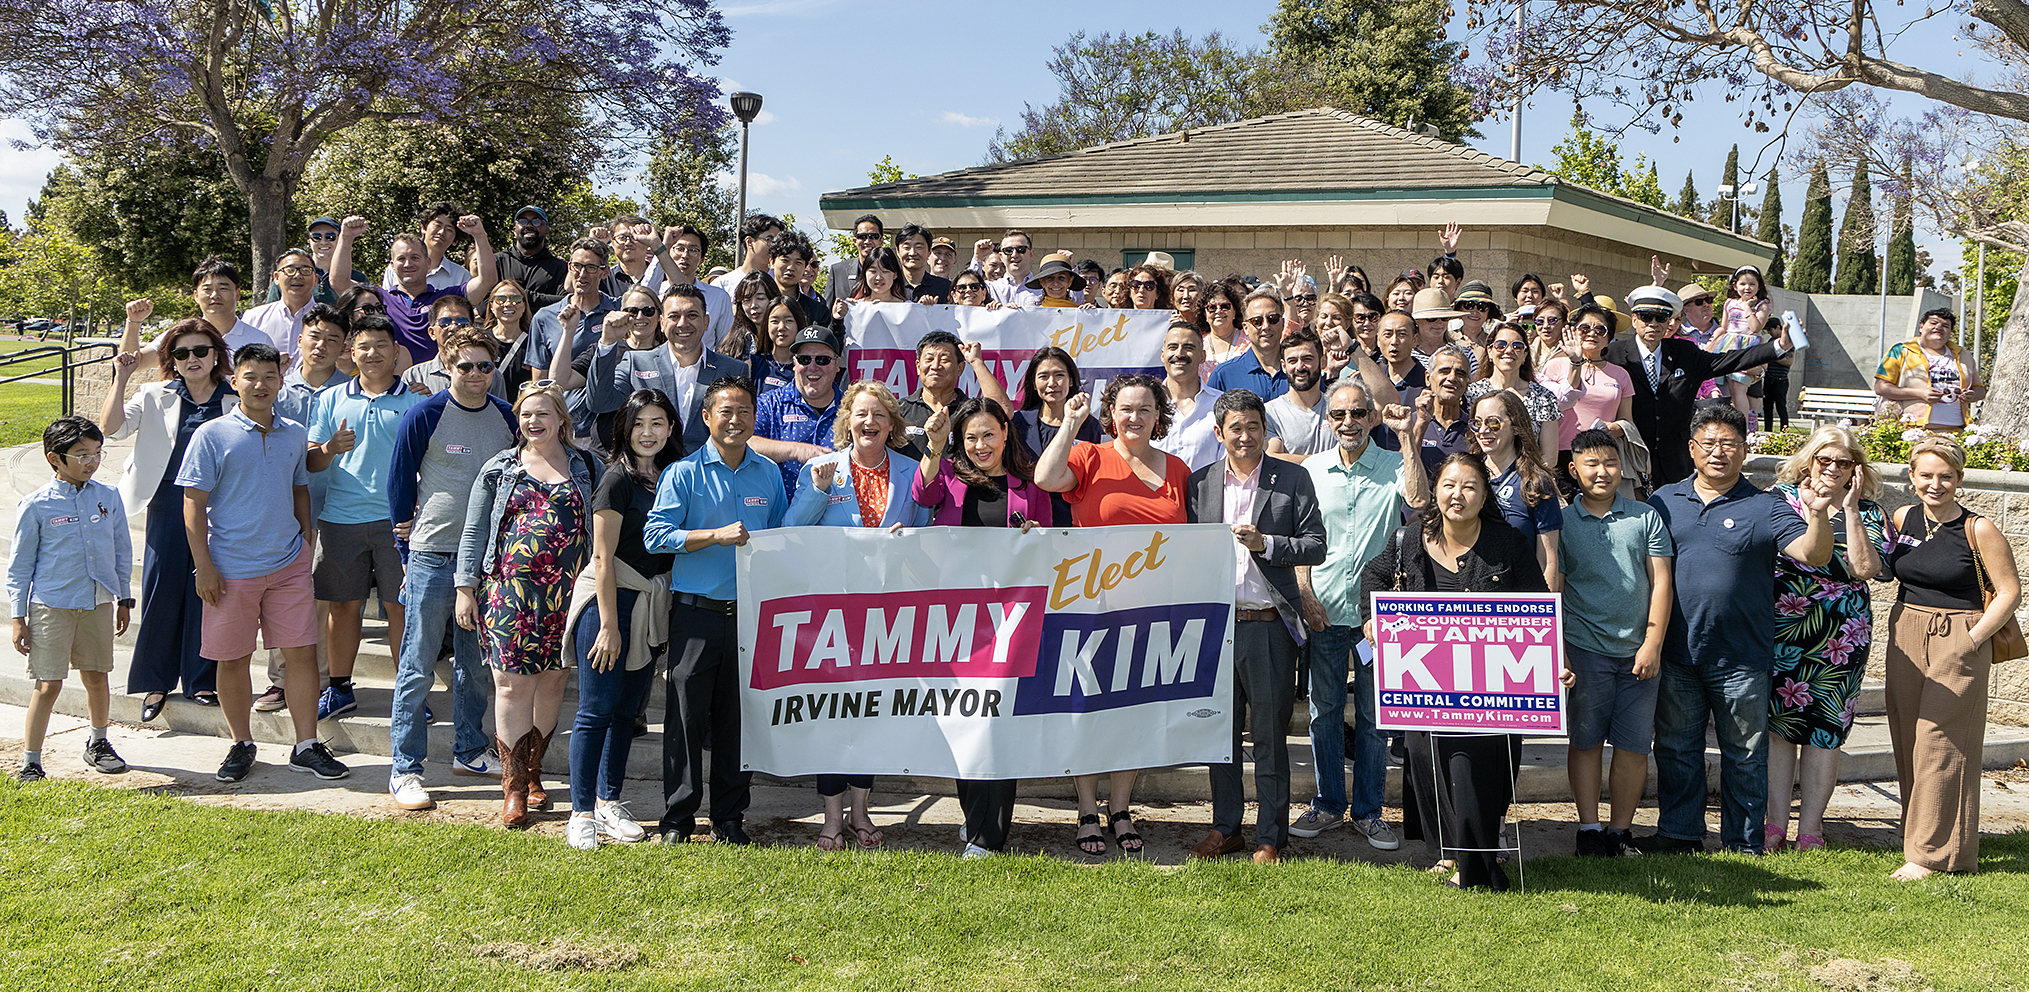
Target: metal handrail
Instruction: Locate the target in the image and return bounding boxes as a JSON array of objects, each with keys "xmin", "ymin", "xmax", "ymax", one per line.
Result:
[{"xmin": 0, "ymin": 340, "xmax": 122, "ymax": 415}]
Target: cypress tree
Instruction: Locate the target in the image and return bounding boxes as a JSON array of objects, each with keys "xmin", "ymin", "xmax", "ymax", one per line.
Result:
[
  {"xmin": 1834, "ymin": 159, "xmax": 1878, "ymax": 295},
  {"xmin": 1756, "ymin": 166, "xmax": 1786, "ymax": 287},
  {"xmin": 1674, "ymin": 170, "xmax": 1700, "ymax": 218},
  {"xmin": 1885, "ymin": 156, "xmax": 1917, "ymax": 295},
  {"xmin": 1707, "ymin": 144, "xmax": 1741, "ymax": 229},
  {"xmin": 1791, "ymin": 160, "xmax": 1835, "ymax": 294}
]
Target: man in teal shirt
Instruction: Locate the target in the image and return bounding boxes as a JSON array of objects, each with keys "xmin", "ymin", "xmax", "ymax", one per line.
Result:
[{"xmin": 1290, "ymin": 380, "xmax": 1427, "ymax": 849}]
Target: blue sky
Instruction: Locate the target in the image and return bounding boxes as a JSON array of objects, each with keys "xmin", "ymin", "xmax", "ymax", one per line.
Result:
[{"xmin": 0, "ymin": 1, "xmax": 1984, "ymax": 284}]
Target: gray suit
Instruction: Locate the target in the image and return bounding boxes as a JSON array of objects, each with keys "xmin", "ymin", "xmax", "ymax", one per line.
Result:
[
  {"xmin": 1186, "ymin": 455, "xmax": 1327, "ymax": 849},
  {"xmin": 585, "ymin": 343, "xmax": 749, "ymax": 454}
]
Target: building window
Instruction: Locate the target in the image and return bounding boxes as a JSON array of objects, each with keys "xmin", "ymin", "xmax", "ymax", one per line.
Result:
[{"xmin": 1122, "ymin": 249, "xmax": 1194, "ymax": 271}]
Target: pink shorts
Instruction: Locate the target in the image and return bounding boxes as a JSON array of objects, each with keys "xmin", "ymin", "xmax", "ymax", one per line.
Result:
[{"xmin": 200, "ymin": 544, "xmax": 317, "ymax": 661}]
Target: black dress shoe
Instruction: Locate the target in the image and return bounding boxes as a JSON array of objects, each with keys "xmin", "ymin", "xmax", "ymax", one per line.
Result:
[
  {"xmin": 712, "ymin": 821, "xmax": 752, "ymax": 845},
  {"xmin": 139, "ymin": 693, "xmax": 168, "ymax": 722},
  {"xmin": 658, "ymin": 820, "xmax": 696, "ymax": 845},
  {"xmin": 1631, "ymin": 832, "xmax": 1703, "ymax": 855}
]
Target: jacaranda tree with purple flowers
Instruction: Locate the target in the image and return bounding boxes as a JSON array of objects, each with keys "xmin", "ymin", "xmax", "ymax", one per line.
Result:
[{"xmin": 0, "ymin": 0, "xmax": 731, "ymax": 286}]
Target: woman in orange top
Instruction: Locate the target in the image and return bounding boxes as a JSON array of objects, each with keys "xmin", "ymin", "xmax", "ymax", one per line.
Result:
[{"xmin": 1034, "ymin": 373, "xmax": 1187, "ymax": 855}]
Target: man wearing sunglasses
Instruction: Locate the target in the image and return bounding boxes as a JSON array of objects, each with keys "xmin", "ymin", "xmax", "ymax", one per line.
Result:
[
  {"xmin": 751, "ymin": 325, "xmax": 846, "ymax": 496},
  {"xmin": 262, "ymin": 217, "xmax": 368, "ymax": 307},
  {"xmin": 494, "ymin": 205, "xmax": 568, "ymax": 309},
  {"xmin": 386, "ymin": 329, "xmax": 520, "ymax": 807},
  {"xmin": 821, "ymin": 214, "xmax": 883, "ymax": 320},
  {"xmin": 715, "ymin": 212, "xmax": 787, "ymax": 295},
  {"xmin": 1206, "ymin": 288, "xmax": 1292, "ymax": 401},
  {"xmin": 978, "ymin": 230, "xmax": 1042, "ymax": 308}
]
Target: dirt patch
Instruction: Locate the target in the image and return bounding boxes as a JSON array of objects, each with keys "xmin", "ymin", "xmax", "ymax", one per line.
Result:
[
  {"xmin": 473, "ymin": 940, "xmax": 640, "ymax": 972},
  {"xmin": 1808, "ymin": 957, "xmax": 1931, "ymax": 992},
  {"xmin": 1982, "ymin": 759, "xmax": 2029, "ymax": 783}
]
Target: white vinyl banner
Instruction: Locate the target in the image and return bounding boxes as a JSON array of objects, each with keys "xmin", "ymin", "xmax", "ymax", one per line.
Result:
[
  {"xmin": 843, "ymin": 302, "xmax": 1173, "ymax": 399},
  {"xmin": 735, "ymin": 523, "xmax": 1238, "ymax": 779}
]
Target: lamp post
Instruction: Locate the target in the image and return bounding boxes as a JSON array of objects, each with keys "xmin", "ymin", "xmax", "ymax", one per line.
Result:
[
  {"xmin": 1716, "ymin": 181, "xmax": 1760, "ymax": 234},
  {"xmin": 730, "ymin": 91, "xmax": 764, "ymax": 230}
]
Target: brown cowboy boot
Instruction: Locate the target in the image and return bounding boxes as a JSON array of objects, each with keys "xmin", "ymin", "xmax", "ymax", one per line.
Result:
[
  {"xmin": 498, "ymin": 732, "xmax": 530, "ymax": 827},
  {"xmin": 525, "ymin": 728, "xmax": 552, "ymax": 811}
]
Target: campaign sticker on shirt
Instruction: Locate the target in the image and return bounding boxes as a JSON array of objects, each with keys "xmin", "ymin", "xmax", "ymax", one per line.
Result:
[
  {"xmin": 829, "ymin": 494, "xmax": 850, "ymax": 504},
  {"xmin": 444, "ymin": 444, "xmax": 472, "ymax": 454},
  {"xmin": 637, "ymin": 370, "xmax": 659, "ymax": 379},
  {"xmin": 745, "ymin": 496, "xmax": 770, "ymax": 507},
  {"xmin": 1723, "ymin": 518, "xmax": 1736, "ymax": 529},
  {"xmin": 89, "ymin": 515, "xmax": 101, "ymax": 523},
  {"xmin": 783, "ymin": 413, "xmax": 807, "ymax": 423},
  {"xmin": 48, "ymin": 515, "xmax": 78, "ymax": 526}
]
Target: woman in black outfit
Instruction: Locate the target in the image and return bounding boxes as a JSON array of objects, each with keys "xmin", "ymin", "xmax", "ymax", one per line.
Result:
[{"xmin": 1360, "ymin": 452, "xmax": 1548, "ymax": 890}]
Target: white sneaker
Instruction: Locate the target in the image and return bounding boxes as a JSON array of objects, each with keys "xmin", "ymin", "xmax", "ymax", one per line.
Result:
[
  {"xmin": 1352, "ymin": 817, "xmax": 1401, "ymax": 851},
  {"xmin": 389, "ymin": 773, "xmax": 434, "ymax": 811},
  {"xmin": 567, "ymin": 814, "xmax": 600, "ymax": 850},
  {"xmin": 592, "ymin": 802, "xmax": 645, "ymax": 843},
  {"xmin": 453, "ymin": 749, "xmax": 502, "ymax": 778},
  {"xmin": 962, "ymin": 843, "xmax": 994, "ymax": 859}
]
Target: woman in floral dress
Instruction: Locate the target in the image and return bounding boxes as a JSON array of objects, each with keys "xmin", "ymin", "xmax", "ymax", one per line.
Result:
[
  {"xmin": 456, "ymin": 383, "xmax": 601, "ymax": 825},
  {"xmin": 1766, "ymin": 426, "xmax": 1888, "ymax": 852}
]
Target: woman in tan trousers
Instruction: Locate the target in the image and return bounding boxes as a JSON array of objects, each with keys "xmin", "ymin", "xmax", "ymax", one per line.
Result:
[{"xmin": 1881, "ymin": 437, "xmax": 2019, "ymax": 879}]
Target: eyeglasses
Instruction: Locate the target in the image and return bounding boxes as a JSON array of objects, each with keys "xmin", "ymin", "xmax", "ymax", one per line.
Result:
[
  {"xmin": 1243, "ymin": 313, "xmax": 1285, "ymax": 329},
  {"xmin": 1536, "ymin": 315, "xmax": 1565, "ymax": 327},
  {"xmin": 1489, "ymin": 339, "xmax": 1529, "ymax": 351},
  {"xmin": 1632, "ymin": 310, "xmax": 1674, "ymax": 323},
  {"xmin": 454, "ymin": 361, "xmax": 497, "ymax": 374},
  {"xmin": 1202, "ymin": 303, "xmax": 1234, "ymax": 313},
  {"xmin": 1325, "ymin": 408, "xmax": 1371, "ymax": 421},
  {"xmin": 1691, "ymin": 437, "xmax": 1746, "ymax": 453},
  {"xmin": 1469, "ymin": 416, "xmax": 1507, "ymax": 430},
  {"xmin": 169, "ymin": 346, "xmax": 214, "ymax": 360},
  {"xmin": 998, "ymin": 245, "xmax": 1031, "ymax": 255},
  {"xmin": 63, "ymin": 450, "xmax": 105, "ymax": 463},
  {"xmin": 277, "ymin": 265, "xmax": 315, "ymax": 277},
  {"xmin": 353, "ymin": 303, "xmax": 388, "ymax": 315},
  {"xmin": 1129, "ymin": 279, "xmax": 1161, "ymax": 291},
  {"xmin": 1288, "ymin": 294, "xmax": 1317, "ymax": 303},
  {"xmin": 620, "ymin": 306, "xmax": 658, "ymax": 318},
  {"xmin": 1813, "ymin": 454, "xmax": 1858, "ymax": 470},
  {"xmin": 569, "ymin": 262, "xmax": 607, "ymax": 273},
  {"xmin": 794, "ymin": 354, "xmax": 835, "ymax": 366},
  {"xmin": 307, "ymin": 232, "xmax": 339, "ymax": 242},
  {"xmin": 492, "ymin": 294, "xmax": 525, "ymax": 304},
  {"xmin": 434, "ymin": 316, "xmax": 474, "ymax": 328}
]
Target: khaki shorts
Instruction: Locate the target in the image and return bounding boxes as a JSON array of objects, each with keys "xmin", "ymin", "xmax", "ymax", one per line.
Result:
[{"xmin": 25, "ymin": 602, "xmax": 116, "ymax": 681}]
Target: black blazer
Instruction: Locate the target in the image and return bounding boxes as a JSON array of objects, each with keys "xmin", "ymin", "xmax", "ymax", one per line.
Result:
[
  {"xmin": 1357, "ymin": 517, "xmax": 1548, "ymax": 602},
  {"xmin": 1185, "ymin": 457, "xmax": 1327, "ymax": 617},
  {"xmin": 1602, "ymin": 336, "xmax": 1780, "ymax": 485},
  {"xmin": 821, "ymin": 259, "xmax": 860, "ymax": 317}
]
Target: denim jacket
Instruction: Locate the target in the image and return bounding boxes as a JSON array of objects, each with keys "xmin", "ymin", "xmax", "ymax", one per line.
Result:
[{"xmin": 455, "ymin": 446, "xmax": 602, "ymax": 589}]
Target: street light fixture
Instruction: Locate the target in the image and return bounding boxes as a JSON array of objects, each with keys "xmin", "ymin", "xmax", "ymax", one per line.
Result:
[
  {"xmin": 730, "ymin": 91, "xmax": 764, "ymax": 232},
  {"xmin": 1716, "ymin": 181, "xmax": 1760, "ymax": 234}
]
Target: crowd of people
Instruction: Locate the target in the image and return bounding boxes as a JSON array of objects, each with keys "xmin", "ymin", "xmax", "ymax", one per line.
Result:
[{"xmin": 6, "ymin": 203, "xmax": 2017, "ymax": 886}]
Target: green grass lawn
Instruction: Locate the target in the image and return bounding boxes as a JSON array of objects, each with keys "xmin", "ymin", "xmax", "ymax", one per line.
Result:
[
  {"xmin": 0, "ymin": 340, "xmax": 96, "ymax": 447},
  {"xmin": 4, "ymin": 784, "xmax": 2027, "ymax": 991}
]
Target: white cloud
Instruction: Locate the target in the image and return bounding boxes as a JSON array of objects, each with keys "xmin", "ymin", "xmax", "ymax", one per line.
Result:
[
  {"xmin": 746, "ymin": 172, "xmax": 803, "ymax": 197},
  {"xmin": 720, "ymin": 0, "xmax": 842, "ymax": 15},
  {"xmin": 940, "ymin": 112, "xmax": 996, "ymax": 128},
  {"xmin": 752, "ymin": 109, "xmax": 777, "ymax": 126}
]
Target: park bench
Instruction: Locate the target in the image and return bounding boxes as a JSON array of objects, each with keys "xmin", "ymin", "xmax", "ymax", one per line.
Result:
[{"xmin": 1796, "ymin": 386, "xmax": 1879, "ymax": 425}]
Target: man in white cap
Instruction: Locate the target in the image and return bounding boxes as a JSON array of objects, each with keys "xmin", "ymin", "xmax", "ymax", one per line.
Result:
[{"xmin": 1602, "ymin": 286, "xmax": 1793, "ymax": 485}]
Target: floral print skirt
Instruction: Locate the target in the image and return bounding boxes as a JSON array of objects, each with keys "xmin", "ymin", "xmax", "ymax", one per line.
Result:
[
  {"xmin": 482, "ymin": 479, "xmax": 586, "ymax": 675},
  {"xmin": 1770, "ymin": 572, "xmax": 1872, "ymax": 749}
]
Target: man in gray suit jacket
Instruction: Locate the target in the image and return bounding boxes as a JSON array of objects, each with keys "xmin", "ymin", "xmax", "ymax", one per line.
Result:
[
  {"xmin": 1183, "ymin": 388, "xmax": 1327, "ymax": 865},
  {"xmin": 583, "ymin": 283, "xmax": 748, "ymax": 453}
]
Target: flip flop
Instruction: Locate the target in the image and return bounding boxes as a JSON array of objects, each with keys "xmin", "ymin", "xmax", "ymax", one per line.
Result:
[
  {"xmin": 815, "ymin": 826, "xmax": 846, "ymax": 851},
  {"xmin": 853, "ymin": 823, "xmax": 884, "ymax": 850}
]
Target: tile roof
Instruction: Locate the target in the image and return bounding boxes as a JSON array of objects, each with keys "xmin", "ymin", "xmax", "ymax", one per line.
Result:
[{"xmin": 821, "ymin": 108, "xmax": 1556, "ymax": 202}]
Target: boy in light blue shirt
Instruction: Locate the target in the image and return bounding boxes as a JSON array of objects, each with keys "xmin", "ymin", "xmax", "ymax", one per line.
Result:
[{"xmin": 8, "ymin": 416, "xmax": 132, "ymax": 781}]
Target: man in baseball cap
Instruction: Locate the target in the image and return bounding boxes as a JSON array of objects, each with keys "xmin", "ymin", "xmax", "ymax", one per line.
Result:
[{"xmin": 751, "ymin": 324, "xmax": 846, "ymax": 495}]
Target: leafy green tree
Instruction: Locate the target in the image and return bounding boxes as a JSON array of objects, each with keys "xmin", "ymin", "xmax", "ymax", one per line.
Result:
[
  {"xmin": 25, "ymin": 142, "xmax": 248, "ymax": 291},
  {"xmin": 1626, "ymin": 162, "xmax": 1665, "ymax": 209},
  {"xmin": 1541, "ymin": 111, "xmax": 1666, "ymax": 205},
  {"xmin": 644, "ymin": 122, "xmax": 740, "ymax": 272},
  {"xmin": 1791, "ymin": 161, "xmax": 1835, "ymax": 294},
  {"xmin": 0, "ymin": 227, "xmax": 122, "ymax": 325},
  {"xmin": 1265, "ymin": 0, "xmax": 1479, "ymax": 143},
  {"xmin": 1756, "ymin": 167, "xmax": 1786, "ymax": 287},
  {"xmin": 986, "ymin": 30, "xmax": 1269, "ymax": 162},
  {"xmin": 1885, "ymin": 156, "xmax": 1918, "ymax": 295},
  {"xmin": 1673, "ymin": 171, "xmax": 1700, "ymax": 218},
  {"xmin": 1834, "ymin": 160, "xmax": 1878, "ymax": 295}
]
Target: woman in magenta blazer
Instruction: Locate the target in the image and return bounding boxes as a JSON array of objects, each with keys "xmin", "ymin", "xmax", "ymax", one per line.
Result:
[{"xmin": 911, "ymin": 397, "xmax": 1055, "ymax": 528}]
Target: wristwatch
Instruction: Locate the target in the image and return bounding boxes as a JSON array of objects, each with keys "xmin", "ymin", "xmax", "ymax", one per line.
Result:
[{"xmin": 118, "ymin": 598, "xmax": 136, "ymax": 608}]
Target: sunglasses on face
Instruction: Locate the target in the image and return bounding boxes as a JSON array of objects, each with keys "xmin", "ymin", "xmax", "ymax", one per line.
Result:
[
  {"xmin": 1288, "ymin": 294, "xmax": 1317, "ymax": 303},
  {"xmin": 1129, "ymin": 280, "xmax": 1160, "ymax": 291},
  {"xmin": 492, "ymin": 294, "xmax": 525, "ymax": 304},
  {"xmin": 1537, "ymin": 315, "xmax": 1565, "ymax": 327},
  {"xmin": 1244, "ymin": 313, "xmax": 1285, "ymax": 329},
  {"xmin": 1814, "ymin": 454, "xmax": 1858, "ymax": 470},
  {"xmin": 307, "ymin": 232, "xmax": 338, "ymax": 242},
  {"xmin": 1470, "ymin": 416, "xmax": 1506, "ymax": 430},
  {"xmin": 1351, "ymin": 311, "xmax": 1378, "ymax": 322},
  {"xmin": 1203, "ymin": 303, "xmax": 1234, "ymax": 313},
  {"xmin": 1325, "ymin": 408, "xmax": 1372, "ymax": 421},
  {"xmin": 953, "ymin": 283, "xmax": 986, "ymax": 293},
  {"xmin": 998, "ymin": 245, "xmax": 1031, "ymax": 255},
  {"xmin": 620, "ymin": 306, "xmax": 658, "ymax": 318},
  {"xmin": 169, "ymin": 346, "xmax": 214, "ymax": 360},
  {"xmin": 1490, "ymin": 339, "xmax": 1529, "ymax": 351},
  {"xmin": 853, "ymin": 231, "xmax": 884, "ymax": 241},
  {"xmin": 434, "ymin": 316, "xmax": 473, "ymax": 328},
  {"xmin": 794, "ymin": 354, "xmax": 835, "ymax": 366},
  {"xmin": 454, "ymin": 361, "xmax": 497, "ymax": 374},
  {"xmin": 1576, "ymin": 323, "xmax": 1609, "ymax": 335}
]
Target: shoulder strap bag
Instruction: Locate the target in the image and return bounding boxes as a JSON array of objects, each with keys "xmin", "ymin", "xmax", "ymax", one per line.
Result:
[{"xmin": 1966, "ymin": 511, "xmax": 2027, "ymax": 664}]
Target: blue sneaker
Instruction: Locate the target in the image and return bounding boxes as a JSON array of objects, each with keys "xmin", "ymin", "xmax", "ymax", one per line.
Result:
[{"xmin": 316, "ymin": 686, "xmax": 358, "ymax": 720}]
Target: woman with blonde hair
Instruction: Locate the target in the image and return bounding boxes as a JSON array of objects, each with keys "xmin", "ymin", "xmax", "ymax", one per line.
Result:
[
  {"xmin": 1881, "ymin": 436, "xmax": 2020, "ymax": 878},
  {"xmin": 456, "ymin": 382, "xmax": 602, "ymax": 826},
  {"xmin": 1764, "ymin": 426, "xmax": 1888, "ymax": 853}
]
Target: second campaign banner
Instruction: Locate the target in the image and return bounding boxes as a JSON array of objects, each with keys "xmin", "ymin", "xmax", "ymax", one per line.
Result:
[{"xmin": 843, "ymin": 301, "xmax": 1172, "ymax": 397}]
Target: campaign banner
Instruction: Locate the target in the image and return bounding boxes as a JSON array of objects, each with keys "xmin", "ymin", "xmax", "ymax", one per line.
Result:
[
  {"xmin": 1368, "ymin": 592, "xmax": 1567, "ymax": 735},
  {"xmin": 735, "ymin": 524, "xmax": 1238, "ymax": 779},
  {"xmin": 843, "ymin": 301, "xmax": 1171, "ymax": 400}
]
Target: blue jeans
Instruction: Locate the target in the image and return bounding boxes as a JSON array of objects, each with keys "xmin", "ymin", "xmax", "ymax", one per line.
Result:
[
  {"xmin": 1306, "ymin": 624, "xmax": 1385, "ymax": 821},
  {"xmin": 1653, "ymin": 656, "xmax": 1771, "ymax": 851},
  {"xmin": 389, "ymin": 550, "xmax": 491, "ymax": 778},
  {"xmin": 571, "ymin": 589, "xmax": 657, "ymax": 811}
]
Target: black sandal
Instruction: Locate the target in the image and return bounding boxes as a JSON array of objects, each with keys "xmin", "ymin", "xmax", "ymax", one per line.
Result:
[
  {"xmin": 139, "ymin": 693, "xmax": 168, "ymax": 722},
  {"xmin": 1109, "ymin": 809, "xmax": 1143, "ymax": 854},
  {"xmin": 1075, "ymin": 813, "xmax": 1107, "ymax": 857}
]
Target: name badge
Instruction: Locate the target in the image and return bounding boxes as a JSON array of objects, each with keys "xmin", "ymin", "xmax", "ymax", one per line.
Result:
[
  {"xmin": 745, "ymin": 496, "xmax": 769, "ymax": 507},
  {"xmin": 783, "ymin": 413, "xmax": 807, "ymax": 423},
  {"xmin": 49, "ymin": 515, "xmax": 78, "ymax": 526},
  {"xmin": 637, "ymin": 370, "xmax": 660, "ymax": 379},
  {"xmin": 829, "ymin": 494, "xmax": 850, "ymax": 504},
  {"xmin": 444, "ymin": 444, "xmax": 472, "ymax": 454}
]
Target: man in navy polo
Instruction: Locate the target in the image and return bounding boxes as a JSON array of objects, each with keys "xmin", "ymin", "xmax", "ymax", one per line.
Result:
[
  {"xmin": 1639, "ymin": 404, "xmax": 1834, "ymax": 855},
  {"xmin": 751, "ymin": 325, "xmax": 845, "ymax": 496},
  {"xmin": 642, "ymin": 376, "xmax": 787, "ymax": 845},
  {"xmin": 1207, "ymin": 289, "xmax": 1290, "ymax": 401}
]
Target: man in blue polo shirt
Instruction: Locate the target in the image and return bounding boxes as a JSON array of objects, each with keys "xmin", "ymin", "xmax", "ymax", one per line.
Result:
[
  {"xmin": 643, "ymin": 376, "xmax": 787, "ymax": 846},
  {"xmin": 1207, "ymin": 289, "xmax": 1290, "ymax": 400},
  {"xmin": 1639, "ymin": 404, "xmax": 1834, "ymax": 855},
  {"xmin": 307, "ymin": 316, "xmax": 424, "ymax": 721},
  {"xmin": 751, "ymin": 325, "xmax": 844, "ymax": 496},
  {"xmin": 329, "ymin": 214, "xmax": 498, "ymax": 363}
]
